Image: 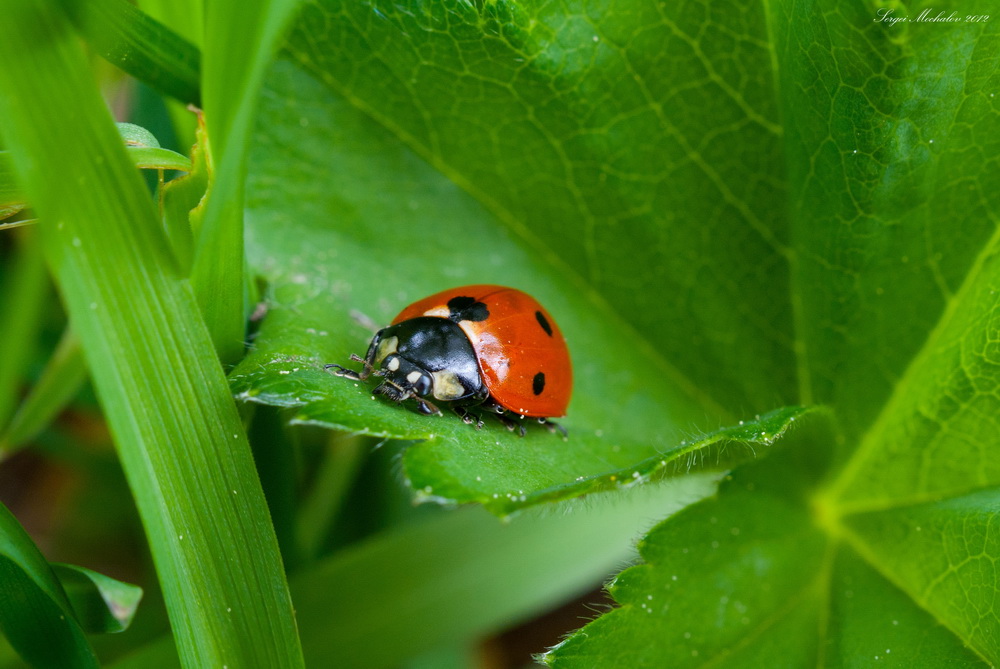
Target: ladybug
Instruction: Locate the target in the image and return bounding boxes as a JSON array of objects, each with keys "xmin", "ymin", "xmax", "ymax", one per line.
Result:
[{"xmin": 327, "ymin": 285, "xmax": 572, "ymax": 436}]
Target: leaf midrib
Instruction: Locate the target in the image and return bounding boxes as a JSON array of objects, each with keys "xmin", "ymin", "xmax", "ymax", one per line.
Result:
[{"xmin": 824, "ymin": 216, "xmax": 1000, "ymax": 504}]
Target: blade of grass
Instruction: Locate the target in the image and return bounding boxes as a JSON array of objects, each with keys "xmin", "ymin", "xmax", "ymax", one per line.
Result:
[
  {"xmin": 0, "ymin": 228, "xmax": 49, "ymax": 432},
  {"xmin": 0, "ymin": 328, "xmax": 86, "ymax": 456},
  {"xmin": 190, "ymin": 0, "xmax": 302, "ymax": 362},
  {"xmin": 135, "ymin": 0, "xmax": 202, "ymax": 49},
  {"xmin": 57, "ymin": 0, "xmax": 200, "ymax": 105},
  {"xmin": 0, "ymin": 4, "xmax": 303, "ymax": 668}
]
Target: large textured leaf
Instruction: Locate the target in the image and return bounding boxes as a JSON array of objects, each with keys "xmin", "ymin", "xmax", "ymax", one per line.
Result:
[
  {"xmin": 231, "ymin": 60, "xmax": 805, "ymax": 516},
  {"xmin": 544, "ymin": 445, "xmax": 987, "ymax": 667},
  {"xmin": 539, "ymin": 0, "xmax": 998, "ymax": 665},
  {"xmin": 227, "ymin": 0, "xmax": 999, "ymax": 663}
]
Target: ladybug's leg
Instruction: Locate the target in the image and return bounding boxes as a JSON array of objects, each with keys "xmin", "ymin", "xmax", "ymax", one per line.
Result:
[
  {"xmin": 325, "ymin": 353, "xmax": 376, "ymax": 381},
  {"xmin": 453, "ymin": 406, "xmax": 485, "ymax": 429},
  {"xmin": 476, "ymin": 400, "xmax": 527, "ymax": 437},
  {"xmin": 495, "ymin": 413, "xmax": 527, "ymax": 437},
  {"xmin": 414, "ymin": 397, "xmax": 441, "ymax": 416},
  {"xmin": 325, "ymin": 362, "xmax": 360, "ymax": 380},
  {"xmin": 538, "ymin": 417, "xmax": 568, "ymax": 440}
]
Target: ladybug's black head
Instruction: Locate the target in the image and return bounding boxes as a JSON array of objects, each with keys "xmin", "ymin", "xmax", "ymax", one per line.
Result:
[
  {"xmin": 378, "ymin": 353, "xmax": 433, "ymax": 398},
  {"xmin": 364, "ymin": 318, "xmax": 487, "ymax": 415}
]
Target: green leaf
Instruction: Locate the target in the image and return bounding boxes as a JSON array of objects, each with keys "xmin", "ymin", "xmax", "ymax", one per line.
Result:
[
  {"xmin": 127, "ymin": 146, "xmax": 192, "ymax": 172},
  {"xmin": 0, "ymin": 502, "xmax": 99, "ymax": 669},
  {"xmin": 293, "ymin": 484, "xmax": 712, "ymax": 667},
  {"xmin": 51, "ymin": 564, "xmax": 142, "ymax": 635},
  {"xmin": 109, "ymin": 474, "xmax": 721, "ymax": 669},
  {"xmin": 543, "ymin": 450, "xmax": 985, "ymax": 667},
  {"xmin": 0, "ymin": 3, "xmax": 303, "ymax": 668},
  {"xmin": 0, "ymin": 328, "xmax": 86, "ymax": 455},
  {"xmin": 402, "ymin": 405, "xmax": 811, "ymax": 514},
  {"xmin": 117, "ymin": 122, "xmax": 193, "ymax": 172},
  {"xmin": 116, "ymin": 122, "xmax": 161, "ymax": 148},
  {"xmin": 230, "ymin": 61, "xmax": 806, "ymax": 515}
]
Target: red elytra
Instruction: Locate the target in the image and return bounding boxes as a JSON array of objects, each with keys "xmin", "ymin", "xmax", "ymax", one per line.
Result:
[{"xmin": 391, "ymin": 284, "xmax": 572, "ymax": 418}]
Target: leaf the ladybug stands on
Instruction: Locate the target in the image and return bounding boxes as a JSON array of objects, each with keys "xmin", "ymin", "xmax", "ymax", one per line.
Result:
[
  {"xmin": 229, "ymin": 64, "xmax": 810, "ymax": 516},
  {"xmin": 229, "ymin": 55, "xmax": 798, "ymax": 518}
]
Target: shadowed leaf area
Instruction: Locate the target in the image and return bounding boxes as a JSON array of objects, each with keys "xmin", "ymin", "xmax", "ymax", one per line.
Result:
[{"xmin": 228, "ymin": 0, "xmax": 1000, "ymax": 664}]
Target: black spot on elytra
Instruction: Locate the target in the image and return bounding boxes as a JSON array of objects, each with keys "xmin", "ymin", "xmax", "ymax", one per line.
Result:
[
  {"xmin": 532, "ymin": 372, "xmax": 546, "ymax": 395},
  {"xmin": 535, "ymin": 310, "xmax": 553, "ymax": 336},
  {"xmin": 447, "ymin": 296, "xmax": 490, "ymax": 322}
]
